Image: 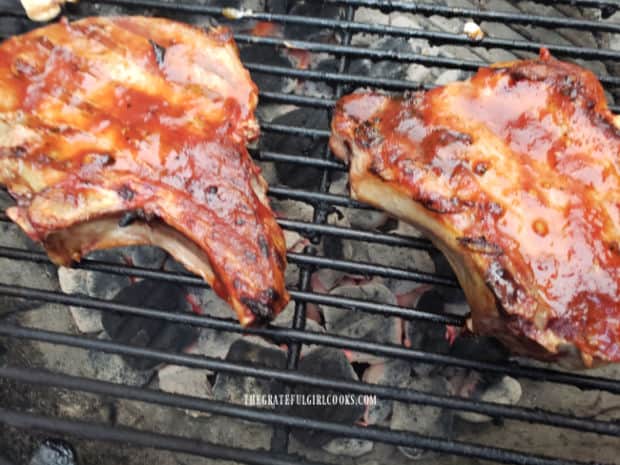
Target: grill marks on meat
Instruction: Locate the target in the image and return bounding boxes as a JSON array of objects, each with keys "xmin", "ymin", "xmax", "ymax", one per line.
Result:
[
  {"xmin": 0, "ymin": 17, "xmax": 289, "ymax": 326},
  {"xmin": 330, "ymin": 51, "xmax": 620, "ymax": 366}
]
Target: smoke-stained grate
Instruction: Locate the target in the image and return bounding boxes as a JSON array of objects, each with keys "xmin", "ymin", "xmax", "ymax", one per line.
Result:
[{"xmin": 0, "ymin": 1, "xmax": 619, "ymax": 464}]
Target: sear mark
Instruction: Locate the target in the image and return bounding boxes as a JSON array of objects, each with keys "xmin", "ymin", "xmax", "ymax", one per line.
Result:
[
  {"xmin": 420, "ymin": 194, "xmax": 466, "ymax": 214},
  {"xmin": 354, "ymin": 119, "xmax": 383, "ymax": 148},
  {"xmin": 149, "ymin": 39, "xmax": 166, "ymax": 68},
  {"xmin": 257, "ymin": 235, "xmax": 270, "ymax": 258},
  {"xmin": 118, "ymin": 211, "xmax": 138, "ymax": 227},
  {"xmin": 117, "ymin": 185, "xmax": 135, "ymax": 201},
  {"xmin": 117, "ymin": 209, "xmax": 155, "ymax": 227},
  {"xmin": 241, "ymin": 296, "xmax": 274, "ymax": 320},
  {"xmin": 11, "ymin": 146, "xmax": 27, "ymax": 158},
  {"xmin": 458, "ymin": 236, "xmax": 503, "ymax": 255},
  {"xmin": 241, "ymin": 288, "xmax": 281, "ymax": 321},
  {"xmin": 473, "ymin": 161, "xmax": 488, "ymax": 175},
  {"xmin": 435, "ymin": 128, "xmax": 472, "ymax": 146}
]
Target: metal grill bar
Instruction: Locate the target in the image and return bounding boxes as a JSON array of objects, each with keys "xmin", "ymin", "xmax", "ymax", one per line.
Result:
[
  {"xmin": 9, "ymin": 6, "xmax": 619, "ymax": 89},
  {"xmin": 268, "ymin": 186, "xmax": 370, "ymax": 209},
  {"xmin": 260, "ymin": 122, "xmax": 330, "ymax": 138},
  {"xmin": 258, "ymin": 91, "xmax": 336, "ymax": 109},
  {"xmin": 0, "ymin": 408, "xmax": 322, "ymax": 465},
  {"xmin": 274, "ymin": 219, "xmax": 434, "ymax": 249},
  {"xmin": 2, "ymin": 366, "xmax": 619, "ymax": 443},
  {"xmin": 0, "ymin": 214, "xmax": 434, "ymax": 250},
  {"xmin": 252, "ymin": 149, "xmax": 345, "ymax": 170},
  {"xmin": 288, "ymin": 253, "xmax": 458, "ymax": 286},
  {"xmin": 245, "ymin": 62, "xmax": 429, "ymax": 91},
  {"xmin": 1, "ymin": 300, "xmax": 620, "ymax": 395},
  {"xmin": 224, "ymin": 10, "xmax": 620, "ymax": 61},
  {"xmin": 270, "ymin": 3, "xmax": 356, "ymax": 449},
  {"xmin": 0, "ymin": 247, "xmax": 456, "ymax": 324},
  {"xmin": 512, "ymin": 0, "xmax": 619, "ymax": 8},
  {"xmin": 322, "ymin": 0, "xmax": 620, "ymax": 33},
  {"xmin": 1, "ymin": 1, "xmax": 620, "ymax": 464},
  {"xmin": 96, "ymin": 0, "xmax": 620, "ymax": 34},
  {"xmin": 0, "ymin": 405, "xmax": 606, "ymax": 465},
  {"xmin": 247, "ymin": 63, "xmax": 620, "ymax": 113},
  {"xmin": 237, "ymin": 35, "xmax": 620, "ymax": 87}
]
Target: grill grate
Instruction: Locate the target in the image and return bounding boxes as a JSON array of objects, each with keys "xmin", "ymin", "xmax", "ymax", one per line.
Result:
[{"xmin": 0, "ymin": 0, "xmax": 620, "ymax": 464}]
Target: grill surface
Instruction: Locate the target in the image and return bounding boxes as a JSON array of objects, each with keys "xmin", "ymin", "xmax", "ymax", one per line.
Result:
[{"xmin": 0, "ymin": 1, "xmax": 619, "ymax": 464}]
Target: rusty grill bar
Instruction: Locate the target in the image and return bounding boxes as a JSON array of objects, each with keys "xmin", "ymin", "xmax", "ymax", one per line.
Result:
[{"xmin": 0, "ymin": 0, "xmax": 619, "ymax": 464}]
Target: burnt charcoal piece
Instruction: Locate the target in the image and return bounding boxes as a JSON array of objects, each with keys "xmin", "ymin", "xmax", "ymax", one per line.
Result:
[
  {"xmin": 349, "ymin": 37, "xmax": 413, "ymax": 81},
  {"xmin": 286, "ymin": 1, "xmax": 342, "ymax": 42},
  {"xmin": 265, "ymin": 0, "xmax": 287, "ymax": 14},
  {"xmin": 29, "ymin": 439, "xmax": 77, "ymax": 465},
  {"xmin": 0, "ymin": 295, "xmax": 41, "ymax": 316},
  {"xmin": 102, "ymin": 280, "xmax": 197, "ymax": 370},
  {"xmin": 0, "ymin": 16, "xmax": 36, "ymax": 37},
  {"xmin": 429, "ymin": 249, "xmax": 465, "ymax": 303},
  {"xmin": 213, "ymin": 338, "xmax": 286, "ymax": 404},
  {"xmin": 449, "ymin": 335, "xmax": 509, "ymax": 364},
  {"xmin": 290, "ymin": 348, "xmax": 364, "ymax": 447},
  {"xmin": 239, "ymin": 45, "xmax": 292, "ymax": 93},
  {"xmin": 406, "ymin": 290, "xmax": 452, "ymax": 354},
  {"xmin": 260, "ymin": 108, "xmax": 330, "ymax": 189}
]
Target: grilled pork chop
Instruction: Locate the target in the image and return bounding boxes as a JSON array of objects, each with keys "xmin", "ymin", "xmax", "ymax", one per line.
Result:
[
  {"xmin": 331, "ymin": 50, "xmax": 620, "ymax": 366},
  {"xmin": 0, "ymin": 17, "xmax": 289, "ymax": 326}
]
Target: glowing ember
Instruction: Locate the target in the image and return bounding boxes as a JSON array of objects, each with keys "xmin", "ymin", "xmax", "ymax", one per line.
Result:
[
  {"xmin": 251, "ymin": 21, "xmax": 283, "ymax": 37},
  {"xmin": 445, "ymin": 325, "xmax": 459, "ymax": 345},
  {"xmin": 185, "ymin": 293, "xmax": 204, "ymax": 315},
  {"xmin": 285, "ymin": 48, "xmax": 312, "ymax": 70}
]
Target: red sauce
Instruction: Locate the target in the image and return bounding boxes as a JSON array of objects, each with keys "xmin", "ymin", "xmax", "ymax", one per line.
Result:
[
  {"xmin": 0, "ymin": 17, "xmax": 288, "ymax": 326},
  {"xmin": 333, "ymin": 52, "xmax": 620, "ymax": 362}
]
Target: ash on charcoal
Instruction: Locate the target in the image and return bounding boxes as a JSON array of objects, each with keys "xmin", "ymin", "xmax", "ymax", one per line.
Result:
[
  {"xmin": 353, "ymin": 7, "xmax": 389, "ymax": 26},
  {"xmin": 323, "ymin": 437, "xmax": 374, "ymax": 457},
  {"xmin": 58, "ymin": 265, "xmax": 127, "ymax": 334},
  {"xmin": 445, "ymin": 334, "xmax": 518, "ymax": 424},
  {"xmin": 392, "ymin": 374, "xmax": 453, "ymax": 461},
  {"xmin": 259, "ymin": 108, "xmax": 330, "ymax": 189},
  {"xmin": 456, "ymin": 375, "xmax": 522, "ymax": 424},
  {"xmin": 186, "ymin": 326, "xmax": 240, "ymax": 364},
  {"xmin": 429, "ymin": 248, "xmax": 465, "ymax": 303},
  {"xmin": 102, "ymin": 279, "xmax": 198, "ymax": 371},
  {"xmin": 405, "ymin": 290, "xmax": 452, "ymax": 356},
  {"xmin": 59, "ymin": 246, "xmax": 167, "ymax": 334},
  {"xmin": 29, "ymin": 439, "xmax": 77, "ymax": 465},
  {"xmin": 322, "ymin": 282, "xmax": 401, "ymax": 363},
  {"xmin": 362, "ymin": 359, "xmax": 411, "ymax": 425},
  {"xmin": 449, "ymin": 334, "xmax": 509, "ymax": 364},
  {"xmin": 213, "ymin": 337, "xmax": 286, "ymax": 406},
  {"xmin": 349, "ymin": 37, "xmax": 413, "ymax": 81},
  {"xmin": 290, "ymin": 347, "xmax": 364, "ymax": 447},
  {"xmin": 330, "ymin": 212, "xmax": 435, "ymax": 275},
  {"xmin": 435, "ymin": 69, "xmax": 467, "ymax": 86},
  {"xmin": 163, "ymin": 259, "xmax": 232, "ymax": 318},
  {"xmin": 88, "ymin": 335, "xmax": 153, "ymax": 386},
  {"xmin": 157, "ymin": 365, "xmax": 213, "ymax": 417},
  {"xmin": 0, "ymin": 226, "xmax": 57, "ymax": 315},
  {"xmin": 273, "ymin": 304, "xmax": 324, "ymax": 354}
]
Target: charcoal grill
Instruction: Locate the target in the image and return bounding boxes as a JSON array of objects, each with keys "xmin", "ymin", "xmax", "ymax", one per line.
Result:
[{"xmin": 0, "ymin": 0, "xmax": 619, "ymax": 464}]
